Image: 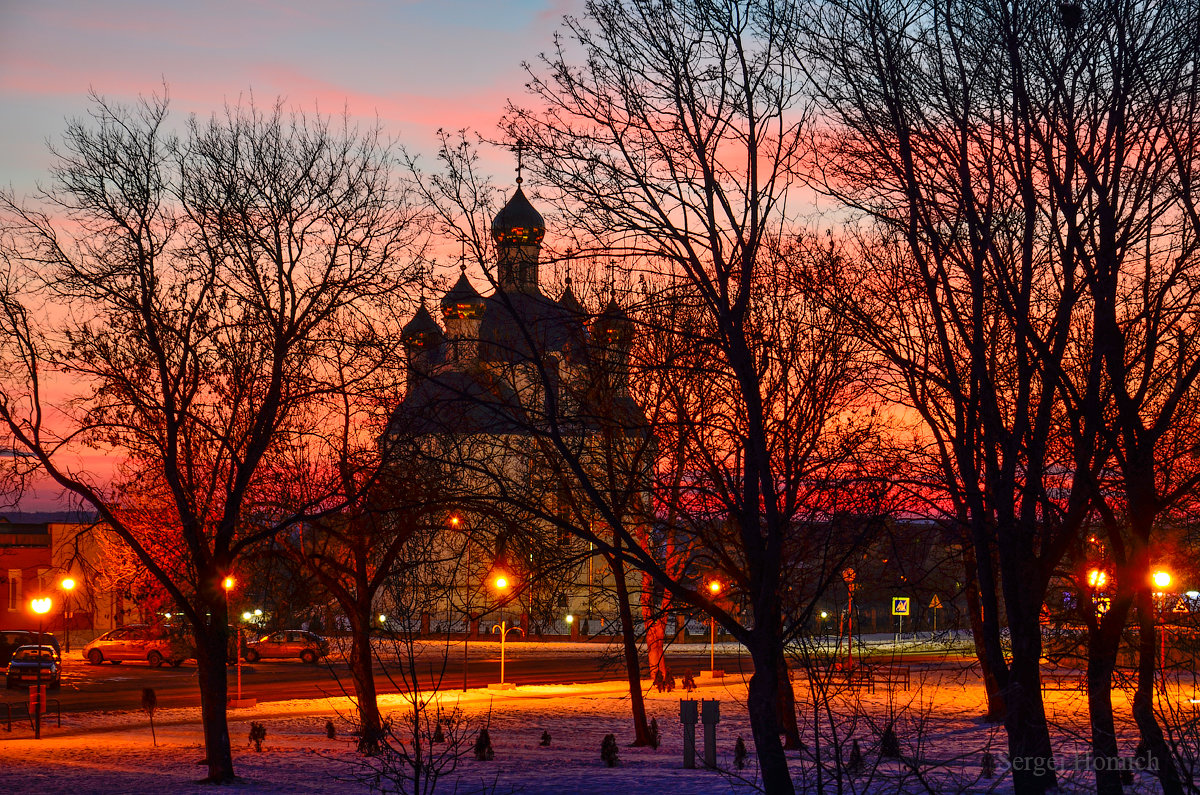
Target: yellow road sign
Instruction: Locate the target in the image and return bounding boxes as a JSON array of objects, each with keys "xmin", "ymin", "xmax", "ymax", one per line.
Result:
[
  {"xmin": 892, "ymin": 597, "xmax": 910, "ymax": 616},
  {"xmin": 929, "ymin": 595, "xmax": 943, "ymax": 610}
]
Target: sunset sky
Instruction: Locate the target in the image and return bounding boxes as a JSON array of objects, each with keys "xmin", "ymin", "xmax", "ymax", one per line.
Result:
[
  {"xmin": 0, "ymin": 0, "xmax": 577, "ymax": 198},
  {"xmin": 0, "ymin": 0, "xmax": 580, "ymax": 510}
]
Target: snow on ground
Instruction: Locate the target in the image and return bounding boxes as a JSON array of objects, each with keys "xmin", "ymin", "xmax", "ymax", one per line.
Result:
[{"xmin": 1, "ymin": 652, "xmax": 1187, "ymax": 793}]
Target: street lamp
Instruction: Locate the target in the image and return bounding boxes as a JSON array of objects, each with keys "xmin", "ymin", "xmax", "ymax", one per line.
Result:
[
  {"xmin": 706, "ymin": 579, "xmax": 722, "ymax": 676},
  {"xmin": 489, "ymin": 573, "xmax": 519, "ymax": 689},
  {"xmin": 222, "ymin": 575, "xmax": 244, "ymax": 702},
  {"xmin": 31, "ymin": 596, "xmax": 52, "ymax": 739},
  {"xmin": 842, "ymin": 568, "xmax": 857, "ymax": 670},
  {"xmin": 1152, "ymin": 569, "xmax": 1173, "ymax": 674},
  {"xmin": 60, "ymin": 577, "xmax": 76, "ymax": 653}
]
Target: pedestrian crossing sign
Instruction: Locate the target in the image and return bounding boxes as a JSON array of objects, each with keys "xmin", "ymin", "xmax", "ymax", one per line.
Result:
[{"xmin": 892, "ymin": 597, "xmax": 910, "ymax": 616}]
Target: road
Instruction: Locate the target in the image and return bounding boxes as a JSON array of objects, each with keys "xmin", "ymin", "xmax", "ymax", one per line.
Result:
[
  {"xmin": 14, "ymin": 642, "xmax": 976, "ymax": 715},
  {"xmin": 29, "ymin": 647, "xmax": 753, "ymax": 714}
]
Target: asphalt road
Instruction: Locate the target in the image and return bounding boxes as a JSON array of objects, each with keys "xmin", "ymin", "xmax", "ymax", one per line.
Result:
[
  {"xmin": 21, "ymin": 648, "xmax": 756, "ymax": 714},
  {"xmin": 9, "ymin": 642, "xmax": 976, "ymax": 715}
]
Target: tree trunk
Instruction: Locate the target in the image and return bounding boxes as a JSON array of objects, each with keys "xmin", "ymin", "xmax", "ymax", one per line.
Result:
[
  {"xmin": 748, "ymin": 633, "xmax": 795, "ymax": 795},
  {"xmin": 195, "ymin": 621, "xmax": 234, "ymax": 783},
  {"xmin": 776, "ymin": 657, "xmax": 802, "ymax": 750},
  {"xmin": 1132, "ymin": 589, "xmax": 1183, "ymax": 795},
  {"xmin": 962, "ymin": 543, "xmax": 1006, "ymax": 721},
  {"xmin": 1004, "ymin": 610, "xmax": 1057, "ymax": 794},
  {"xmin": 1086, "ymin": 605, "xmax": 1128, "ymax": 795},
  {"xmin": 609, "ymin": 552, "xmax": 652, "ymax": 745},
  {"xmin": 349, "ymin": 608, "xmax": 383, "ymax": 754}
]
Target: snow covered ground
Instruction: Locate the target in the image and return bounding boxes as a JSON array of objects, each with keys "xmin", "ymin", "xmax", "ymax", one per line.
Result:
[{"xmin": 0, "ymin": 648, "xmax": 1187, "ymax": 793}]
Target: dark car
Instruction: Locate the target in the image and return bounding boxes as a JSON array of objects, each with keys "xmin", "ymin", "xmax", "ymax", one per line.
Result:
[
  {"xmin": 243, "ymin": 630, "xmax": 329, "ymax": 663},
  {"xmin": 5, "ymin": 645, "xmax": 61, "ymax": 689},
  {"xmin": 1, "ymin": 631, "xmax": 61, "ymax": 669}
]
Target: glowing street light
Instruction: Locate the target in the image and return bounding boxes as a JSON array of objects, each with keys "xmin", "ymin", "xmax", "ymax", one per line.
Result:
[
  {"xmin": 30, "ymin": 596, "xmax": 52, "ymax": 739},
  {"xmin": 60, "ymin": 577, "xmax": 76, "ymax": 653},
  {"xmin": 222, "ymin": 575, "xmax": 236, "ymax": 592},
  {"xmin": 1153, "ymin": 570, "xmax": 1172, "ymax": 590},
  {"xmin": 1087, "ymin": 569, "xmax": 1108, "ymax": 589},
  {"xmin": 706, "ymin": 579, "xmax": 722, "ymax": 677},
  {"xmin": 489, "ymin": 573, "xmax": 519, "ymax": 689}
]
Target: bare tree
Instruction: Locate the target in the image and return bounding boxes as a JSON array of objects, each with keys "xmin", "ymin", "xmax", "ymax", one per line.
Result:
[
  {"xmin": 0, "ymin": 92, "xmax": 422, "ymax": 782},
  {"xmin": 492, "ymin": 3, "xmax": 891, "ymax": 788},
  {"xmin": 802, "ymin": 1, "xmax": 1200, "ymax": 793}
]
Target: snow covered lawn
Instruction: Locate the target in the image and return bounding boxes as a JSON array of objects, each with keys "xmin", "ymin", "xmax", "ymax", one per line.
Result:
[{"xmin": 0, "ymin": 666, "xmax": 1182, "ymax": 793}]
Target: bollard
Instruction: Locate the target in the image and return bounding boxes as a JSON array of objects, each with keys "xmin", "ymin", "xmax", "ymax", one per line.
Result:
[
  {"xmin": 679, "ymin": 699, "xmax": 699, "ymax": 768},
  {"xmin": 701, "ymin": 699, "xmax": 720, "ymax": 769}
]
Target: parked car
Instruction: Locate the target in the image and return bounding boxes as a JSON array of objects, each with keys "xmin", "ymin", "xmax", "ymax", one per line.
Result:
[
  {"xmin": 0, "ymin": 631, "xmax": 60, "ymax": 670},
  {"xmin": 243, "ymin": 630, "xmax": 329, "ymax": 663},
  {"xmin": 5, "ymin": 645, "xmax": 61, "ymax": 689},
  {"xmin": 83, "ymin": 624, "xmax": 192, "ymax": 667}
]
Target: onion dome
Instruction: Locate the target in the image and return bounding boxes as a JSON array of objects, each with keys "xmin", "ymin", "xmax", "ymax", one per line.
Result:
[
  {"xmin": 593, "ymin": 297, "xmax": 633, "ymax": 345},
  {"xmin": 441, "ymin": 267, "xmax": 486, "ymax": 320},
  {"xmin": 491, "ymin": 187, "xmax": 545, "ymax": 246},
  {"xmin": 401, "ymin": 303, "xmax": 443, "ymax": 349},
  {"xmin": 559, "ymin": 275, "xmax": 586, "ymax": 317}
]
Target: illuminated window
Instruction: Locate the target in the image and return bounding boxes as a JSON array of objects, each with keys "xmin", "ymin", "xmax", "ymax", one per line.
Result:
[{"xmin": 7, "ymin": 569, "xmax": 20, "ymax": 611}]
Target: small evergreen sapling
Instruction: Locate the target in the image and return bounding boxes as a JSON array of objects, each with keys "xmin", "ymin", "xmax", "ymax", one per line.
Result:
[
  {"xmin": 880, "ymin": 723, "xmax": 900, "ymax": 758},
  {"xmin": 734, "ymin": 736, "xmax": 747, "ymax": 770},
  {"xmin": 433, "ymin": 720, "xmax": 445, "ymax": 744},
  {"xmin": 601, "ymin": 733, "xmax": 620, "ymax": 767},
  {"xmin": 681, "ymin": 673, "xmax": 697, "ymax": 692},
  {"xmin": 847, "ymin": 739, "xmax": 864, "ymax": 777},
  {"xmin": 540, "ymin": 730, "xmax": 552, "ymax": 746},
  {"xmin": 474, "ymin": 728, "xmax": 494, "ymax": 761},
  {"xmin": 648, "ymin": 718, "xmax": 660, "ymax": 750},
  {"xmin": 249, "ymin": 721, "xmax": 266, "ymax": 752},
  {"xmin": 325, "ymin": 719, "xmax": 336, "ymax": 740},
  {"xmin": 981, "ymin": 751, "xmax": 995, "ymax": 778}
]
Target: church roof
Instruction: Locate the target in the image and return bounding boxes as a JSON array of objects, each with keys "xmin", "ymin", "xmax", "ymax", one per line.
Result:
[{"xmin": 491, "ymin": 187, "xmax": 545, "ymax": 246}]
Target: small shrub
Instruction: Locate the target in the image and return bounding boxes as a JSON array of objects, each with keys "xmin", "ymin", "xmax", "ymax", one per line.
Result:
[
  {"xmin": 142, "ymin": 688, "xmax": 158, "ymax": 747},
  {"xmin": 433, "ymin": 720, "xmax": 445, "ymax": 743},
  {"xmin": 325, "ymin": 719, "xmax": 336, "ymax": 740},
  {"xmin": 601, "ymin": 733, "xmax": 620, "ymax": 767},
  {"xmin": 981, "ymin": 751, "xmax": 995, "ymax": 778},
  {"xmin": 665, "ymin": 671, "xmax": 675, "ymax": 692},
  {"xmin": 847, "ymin": 739, "xmax": 863, "ymax": 777},
  {"xmin": 653, "ymin": 669, "xmax": 665, "ymax": 693},
  {"xmin": 473, "ymin": 728, "xmax": 494, "ymax": 761},
  {"xmin": 249, "ymin": 721, "xmax": 266, "ymax": 752},
  {"xmin": 880, "ymin": 723, "xmax": 900, "ymax": 758},
  {"xmin": 681, "ymin": 673, "xmax": 696, "ymax": 692},
  {"xmin": 540, "ymin": 730, "xmax": 552, "ymax": 747},
  {"xmin": 734, "ymin": 736, "xmax": 747, "ymax": 770},
  {"xmin": 648, "ymin": 718, "xmax": 660, "ymax": 750}
]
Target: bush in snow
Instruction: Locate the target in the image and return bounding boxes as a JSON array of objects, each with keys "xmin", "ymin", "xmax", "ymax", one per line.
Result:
[
  {"xmin": 325, "ymin": 720, "xmax": 336, "ymax": 740},
  {"xmin": 981, "ymin": 751, "xmax": 995, "ymax": 778},
  {"xmin": 846, "ymin": 739, "xmax": 864, "ymax": 777},
  {"xmin": 880, "ymin": 723, "xmax": 900, "ymax": 758},
  {"xmin": 648, "ymin": 718, "xmax": 660, "ymax": 750},
  {"xmin": 474, "ymin": 728, "xmax": 494, "ymax": 761},
  {"xmin": 734, "ymin": 736, "xmax": 747, "ymax": 770},
  {"xmin": 249, "ymin": 721, "xmax": 266, "ymax": 752},
  {"xmin": 540, "ymin": 730, "xmax": 552, "ymax": 747},
  {"xmin": 601, "ymin": 733, "xmax": 620, "ymax": 767}
]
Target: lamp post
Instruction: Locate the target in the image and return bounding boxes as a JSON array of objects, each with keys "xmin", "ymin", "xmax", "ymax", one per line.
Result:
[
  {"xmin": 489, "ymin": 573, "xmax": 519, "ymax": 689},
  {"xmin": 60, "ymin": 577, "xmax": 76, "ymax": 654},
  {"xmin": 707, "ymin": 579, "xmax": 722, "ymax": 676},
  {"xmin": 222, "ymin": 575, "xmax": 242, "ymax": 701},
  {"xmin": 31, "ymin": 596, "xmax": 52, "ymax": 739},
  {"xmin": 1153, "ymin": 569, "xmax": 1172, "ymax": 675},
  {"xmin": 842, "ymin": 568, "xmax": 857, "ymax": 670}
]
